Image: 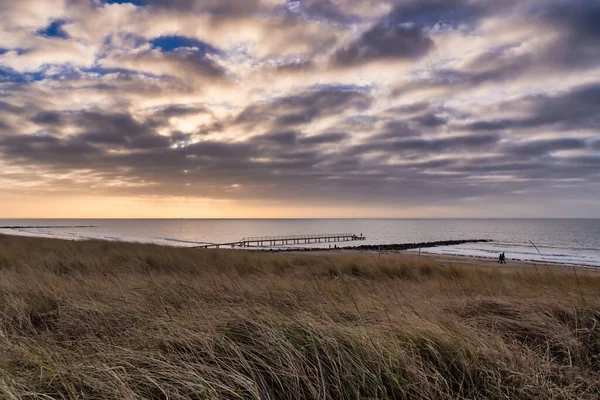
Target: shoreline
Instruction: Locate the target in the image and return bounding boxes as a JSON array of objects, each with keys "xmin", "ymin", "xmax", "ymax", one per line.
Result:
[
  {"xmin": 1, "ymin": 231, "xmax": 597, "ymax": 270},
  {"xmin": 291, "ymin": 247, "xmax": 600, "ymax": 271},
  {"xmin": 385, "ymin": 250, "xmax": 598, "ymax": 271}
]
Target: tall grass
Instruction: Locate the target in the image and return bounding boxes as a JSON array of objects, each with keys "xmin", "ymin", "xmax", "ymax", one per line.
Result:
[{"xmin": 1, "ymin": 234, "xmax": 600, "ymax": 399}]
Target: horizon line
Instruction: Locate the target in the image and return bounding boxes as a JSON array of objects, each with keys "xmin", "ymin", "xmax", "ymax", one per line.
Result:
[{"xmin": 1, "ymin": 217, "xmax": 599, "ymax": 220}]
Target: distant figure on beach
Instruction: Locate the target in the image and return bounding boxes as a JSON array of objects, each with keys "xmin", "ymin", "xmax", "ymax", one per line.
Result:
[{"xmin": 497, "ymin": 252, "xmax": 506, "ymax": 264}]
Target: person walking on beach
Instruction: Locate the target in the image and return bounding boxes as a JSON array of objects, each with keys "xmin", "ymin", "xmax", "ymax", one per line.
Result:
[{"xmin": 497, "ymin": 252, "xmax": 506, "ymax": 264}]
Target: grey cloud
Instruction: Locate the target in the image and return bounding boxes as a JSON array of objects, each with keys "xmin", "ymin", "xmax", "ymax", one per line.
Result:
[
  {"xmin": 73, "ymin": 111, "xmax": 170, "ymax": 150},
  {"xmin": 181, "ymin": 140, "xmax": 253, "ymax": 158},
  {"xmin": 196, "ymin": 121, "xmax": 224, "ymax": 136},
  {"xmin": 159, "ymin": 49, "xmax": 226, "ymax": 78},
  {"xmin": 153, "ymin": 105, "xmax": 210, "ymax": 119},
  {"xmin": 31, "ymin": 111, "xmax": 68, "ymax": 126},
  {"xmin": 533, "ymin": 0, "xmax": 600, "ymax": 69},
  {"xmin": 392, "ymin": 1, "xmax": 600, "ymax": 97},
  {"xmin": 0, "ymin": 119, "xmax": 11, "ymax": 131},
  {"xmin": 0, "ymin": 101, "xmax": 24, "ymax": 115},
  {"xmin": 133, "ymin": 0, "xmax": 265, "ymax": 15},
  {"xmin": 253, "ymin": 130, "xmax": 299, "ymax": 146},
  {"xmin": 347, "ymin": 133, "xmax": 501, "ymax": 156},
  {"xmin": 300, "ymin": 132, "xmax": 348, "ymax": 146},
  {"xmin": 235, "ymin": 89, "xmax": 372, "ymax": 129},
  {"xmin": 390, "ymin": 0, "xmax": 600, "ymax": 70},
  {"xmin": 169, "ymin": 130, "xmax": 193, "ymax": 144},
  {"xmin": 148, "ymin": 105, "xmax": 212, "ymax": 128},
  {"xmin": 332, "ymin": 23, "xmax": 433, "ymax": 66},
  {"xmin": 252, "ymin": 130, "xmax": 349, "ymax": 147},
  {"xmin": 387, "ymin": 0, "xmax": 492, "ymax": 28},
  {"xmin": 0, "ymin": 134, "xmax": 102, "ymax": 167},
  {"xmin": 295, "ymin": 0, "xmax": 361, "ymax": 24},
  {"xmin": 374, "ymin": 121, "xmax": 420, "ymax": 140},
  {"xmin": 275, "ymin": 60, "xmax": 315, "ymax": 73},
  {"xmin": 393, "ymin": 54, "xmax": 532, "ymax": 97},
  {"xmin": 394, "ymin": 134, "xmax": 500, "ymax": 152},
  {"xmin": 462, "ymin": 83, "xmax": 600, "ymax": 132},
  {"xmin": 411, "ymin": 113, "xmax": 447, "ymax": 127},
  {"xmin": 383, "ymin": 102, "xmax": 430, "ymax": 115},
  {"xmin": 503, "ymin": 138, "xmax": 588, "ymax": 157},
  {"xmin": 110, "ymin": 48, "xmax": 227, "ymax": 81}
]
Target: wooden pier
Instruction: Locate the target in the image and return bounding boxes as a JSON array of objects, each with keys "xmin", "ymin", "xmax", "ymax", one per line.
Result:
[{"xmin": 197, "ymin": 233, "xmax": 366, "ymax": 249}]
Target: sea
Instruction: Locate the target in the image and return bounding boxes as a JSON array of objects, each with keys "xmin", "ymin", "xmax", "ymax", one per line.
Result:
[{"xmin": 1, "ymin": 219, "xmax": 599, "ymax": 267}]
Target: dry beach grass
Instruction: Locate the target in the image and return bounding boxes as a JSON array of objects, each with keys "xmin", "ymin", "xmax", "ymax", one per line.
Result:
[{"xmin": 1, "ymin": 234, "xmax": 600, "ymax": 399}]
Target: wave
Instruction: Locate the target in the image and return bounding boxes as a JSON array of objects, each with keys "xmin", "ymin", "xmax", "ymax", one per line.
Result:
[
  {"xmin": 158, "ymin": 238, "xmax": 216, "ymax": 246},
  {"xmin": 417, "ymin": 245, "xmax": 600, "ymax": 267}
]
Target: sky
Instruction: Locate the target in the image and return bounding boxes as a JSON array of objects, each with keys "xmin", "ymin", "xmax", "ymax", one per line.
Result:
[{"xmin": 0, "ymin": 0, "xmax": 599, "ymax": 218}]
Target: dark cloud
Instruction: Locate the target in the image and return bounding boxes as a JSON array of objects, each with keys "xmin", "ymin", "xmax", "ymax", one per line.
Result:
[
  {"xmin": 374, "ymin": 121, "xmax": 420, "ymax": 140},
  {"xmin": 332, "ymin": 23, "xmax": 433, "ymax": 66},
  {"xmin": 31, "ymin": 111, "xmax": 68, "ymax": 126},
  {"xmin": 105, "ymin": 0, "xmax": 264, "ymax": 14},
  {"xmin": 383, "ymin": 102, "xmax": 430, "ymax": 115},
  {"xmin": 158, "ymin": 49, "xmax": 226, "ymax": 78},
  {"xmin": 169, "ymin": 130, "xmax": 193, "ymax": 145},
  {"xmin": 253, "ymin": 130, "xmax": 299, "ymax": 146},
  {"xmin": 503, "ymin": 138, "xmax": 588, "ymax": 157},
  {"xmin": 0, "ymin": 101, "xmax": 24, "ymax": 115},
  {"xmin": 391, "ymin": 1, "xmax": 600, "ymax": 98},
  {"xmin": 462, "ymin": 83, "xmax": 600, "ymax": 132},
  {"xmin": 411, "ymin": 113, "xmax": 447, "ymax": 127},
  {"xmin": 235, "ymin": 89, "xmax": 372, "ymax": 129},
  {"xmin": 300, "ymin": 132, "xmax": 348, "ymax": 146},
  {"xmin": 275, "ymin": 59, "xmax": 315, "ymax": 73},
  {"xmin": 251, "ymin": 130, "xmax": 349, "ymax": 148},
  {"xmin": 196, "ymin": 121, "xmax": 224, "ymax": 136},
  {"xmin": 533, "ymin": 0, "xmax": 600, "ymax": 69},
  {"xmin": 347, "ymin": 133, "xmax": 501, "ymax": 156},
  {"xmin": 393, "ymin": 52, "xmax": 533, "ymax": 97},
  {"xmin": 0, "ymin": 134, "xmax": 102, "ymax": 167},
  {"xmin": 152, "ymin": 105, "xmax": 211, "ymax": 121},
  {"xmin": 293, "ymin": 0, "xmax": 361, "ymax": 24},
  {"xmin": 110, "ymin": 47, "xmax": 227, "ymax": 80},
  {"xmin": 0, "ymin": 119, "xmax": 11, "ymax": 131},
  {"xmin": 73, "ymin": 111, "xmax": 170, "ymax": 149},
  {"xmin": 387, "ymin": 0, "xmax": 490, "ymax": 29}
]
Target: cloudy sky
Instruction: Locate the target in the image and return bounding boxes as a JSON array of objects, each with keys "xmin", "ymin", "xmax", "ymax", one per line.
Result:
[{"xmin": 1, "ymin": 0, "xmax": 599, "ymax": 218}]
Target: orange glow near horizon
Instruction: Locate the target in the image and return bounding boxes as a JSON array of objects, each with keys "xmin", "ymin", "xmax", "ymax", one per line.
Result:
[{"xmin": 0, "ymin": 193, "xmax": 458, "ymax": 219}]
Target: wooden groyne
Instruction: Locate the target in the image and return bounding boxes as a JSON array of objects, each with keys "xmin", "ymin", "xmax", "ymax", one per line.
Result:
[
  {"xmin": 260, "ymin": 239, "xmax": 491, "ymax": 252},
  {"xmin": 342, "ymin": 239, "xmax": 491, "ymax": 251}
]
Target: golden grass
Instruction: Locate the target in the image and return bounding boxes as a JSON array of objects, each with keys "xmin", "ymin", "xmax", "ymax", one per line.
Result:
[{"xmin": 1, "ymin": 234, "xmax": 600, "ymax": 399}]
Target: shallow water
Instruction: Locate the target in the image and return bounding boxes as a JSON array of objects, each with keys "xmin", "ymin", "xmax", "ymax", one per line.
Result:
[{"xmin": 1, "ymin": 219, "xmax": 599, "ymax": 267}]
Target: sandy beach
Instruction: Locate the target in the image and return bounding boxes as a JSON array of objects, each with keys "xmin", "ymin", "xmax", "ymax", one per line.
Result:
[{"xmin": 289, "ymin": 247, "xmax": 598, "ymax": 272}]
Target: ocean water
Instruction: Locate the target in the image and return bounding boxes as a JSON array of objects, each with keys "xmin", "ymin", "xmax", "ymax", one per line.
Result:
[{"xmin": 1, "ymin": 219, "xmax": 599, "ymax": 267}]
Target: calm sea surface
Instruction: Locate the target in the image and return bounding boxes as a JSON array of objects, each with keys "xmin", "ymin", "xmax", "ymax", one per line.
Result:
[{"xmin": 1, "ymin": 219, "xmax": 599, "ymax": 267}]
